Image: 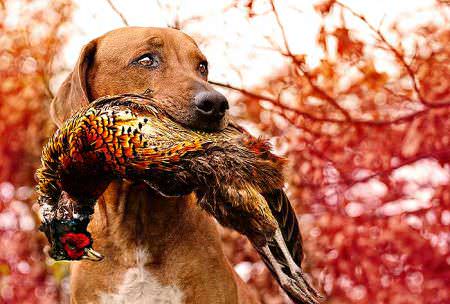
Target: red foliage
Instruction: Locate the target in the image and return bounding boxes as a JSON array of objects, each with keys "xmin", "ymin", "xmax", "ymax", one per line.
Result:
[
  {"xmin": 0, "ymin": 183, "xmax": 60, "ymax": 304},
  {"xmin": 1, "ymin": 1, "xmax": 449, "ymax": 303},
  {"xmin": 217, "ymin": 1, "xmax": 449, "ymax": 303},
  {"xmin": 0, "ymin": 1, "xmax": 72, "ymax": 303}
]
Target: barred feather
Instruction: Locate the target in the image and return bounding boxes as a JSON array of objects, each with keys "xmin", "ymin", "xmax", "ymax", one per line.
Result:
[{"xmin": 36, "ymin": 94, "xmax": 321, "ymax": 303}]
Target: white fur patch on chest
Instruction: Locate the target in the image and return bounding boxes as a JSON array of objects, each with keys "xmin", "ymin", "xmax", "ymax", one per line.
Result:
[{"xmin": 99, "ymin": 248, "xmax": 184, "ymax": 304}]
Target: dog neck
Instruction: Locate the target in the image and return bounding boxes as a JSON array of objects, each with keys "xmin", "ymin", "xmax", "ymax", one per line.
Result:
[
  {"xmin": 69, "ymin": 180, "xmax": 255, "ymax": 304},
  {"xmin": 92, "ymin": 180, "xmax": 203, "ymax": 259}
]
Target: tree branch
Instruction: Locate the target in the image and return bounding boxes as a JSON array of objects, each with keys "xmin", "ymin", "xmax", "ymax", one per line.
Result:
[
  {"xmin": 335, "ymin": 1, "xmax": 444, "ymax": 108},
  {"xmin": 210, "ymin": 80, "xmax": 449, "ymax": 127},
  {"xmin": 293, "ymin": 149, "xmax": 450, "ymax": 190},
  {"xmin": 269, "ymin": 0, "xmax": 353, "ymax": 121},
  {"xmin": 343, "ymin": 149, "xmax": 450, "ymax": 188},
  {"xmin": 105, "ymin": 0, "xmax": 129, "ymax": 26}
]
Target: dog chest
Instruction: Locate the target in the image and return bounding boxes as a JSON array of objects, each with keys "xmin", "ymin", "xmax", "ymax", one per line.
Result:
[{"xmin": 98, "ymin": 248, "xmax": 184, "ymax": 304}]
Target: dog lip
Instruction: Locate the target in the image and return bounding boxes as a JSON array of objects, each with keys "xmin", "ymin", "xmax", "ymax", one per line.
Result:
[
  {"xmin": 196, "ymin": 110, "xmax": 227, "ymax": 120},
  {"xmin": 137, "ymin": 97, "xmax": 228, "ymax": 132},
  {"xmin": 186, "ymin": 116, "xmax": 228, "ymax": 132}
]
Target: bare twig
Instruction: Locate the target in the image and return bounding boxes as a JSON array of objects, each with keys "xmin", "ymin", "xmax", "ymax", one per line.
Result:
[
  {"xmin": 105, "ymin": 0, "xmax": 129, "ymax": 26},
  {"xmin": 294, "ymin": 64, "xmax": 353, "ymax": 121},
  {"xmin": 21, "ymin": 29, "xmax": 54, "ymax": 99},
  {"xmin": 269, "ymin": 0, "xmax": 292, "ymax": 59},
  {"xmin": 210, "ymin": 81, "xmax": 341, "ymax": 124},
  {"xmin": 293, "ymin": 149, "xmax": 450, "ymax": 190},
  {"xmin": 335, "ymin": 1, "xmax": 441, "ymax": 107},
  {"xmin": 269, "ymin": 0, "xmax": 353, "ymax": 121},
  {"xmin": 210, "ymin": 81, "xmax": 449, "ymax": 126},
  {"xmin": 343, "ymin": 149, "xmax": 450, "ymax": 187},
  {"xmin": 41, "ymin": 74, "xmax": 54, "ymax": 99},
  {"xmin": 209, "ymin": 84, "xmax": 320, "ymax": 136}
]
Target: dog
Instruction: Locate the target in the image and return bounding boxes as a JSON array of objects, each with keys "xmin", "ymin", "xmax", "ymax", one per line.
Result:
[{"xmin": 51, "ymin": 27, "xmax": 260, "ymax": 304}]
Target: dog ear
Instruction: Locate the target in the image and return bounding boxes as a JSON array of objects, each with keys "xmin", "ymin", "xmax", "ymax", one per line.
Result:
[{"xmin": 50, "ymin": 40, "xmax": 97, "ymax": 127}]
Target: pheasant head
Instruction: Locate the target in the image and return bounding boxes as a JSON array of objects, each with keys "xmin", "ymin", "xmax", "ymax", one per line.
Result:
[
  {"xmin": 40, "ymin": 218, "xmax": 103, "ymax": 261},
  {"xmin": 38, "ymin": 190, "xmax": 103, "ymax": 261}
]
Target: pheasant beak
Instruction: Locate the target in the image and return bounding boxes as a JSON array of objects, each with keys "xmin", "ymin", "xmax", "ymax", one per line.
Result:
[{"xmin": 82, "ymin": 247, "xmax": 104, "ymax": 261}]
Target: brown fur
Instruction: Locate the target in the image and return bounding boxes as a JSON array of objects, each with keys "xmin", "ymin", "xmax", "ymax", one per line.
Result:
[{"xmin": 51, "ymin": 27, "xmax": 259, "ymax": 304}]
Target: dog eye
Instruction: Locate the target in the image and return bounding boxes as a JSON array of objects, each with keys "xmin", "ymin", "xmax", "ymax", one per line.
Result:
[
  {"xmin": 136, "ymin": 54, "xmax": 159, "ymax": 68},
  {"xmin": 198, "ymin": 62, "xmax": 208, "ymax": 76}
]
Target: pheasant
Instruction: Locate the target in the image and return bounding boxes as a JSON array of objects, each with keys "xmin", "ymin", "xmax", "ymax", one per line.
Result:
[{"xmin": 36, "ymin": 94, "xmax": 322, "ymax": 303}]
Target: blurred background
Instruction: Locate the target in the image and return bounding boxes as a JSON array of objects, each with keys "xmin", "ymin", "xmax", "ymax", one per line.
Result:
[{"xmin": 0, "ymin": 0, "xmax": 449, "ymax": 303}]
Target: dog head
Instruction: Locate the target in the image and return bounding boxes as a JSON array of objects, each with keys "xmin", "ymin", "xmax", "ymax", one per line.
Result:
[{"xmin": 51, "ymin": 27, "xmax": 229, "ymax": 131}]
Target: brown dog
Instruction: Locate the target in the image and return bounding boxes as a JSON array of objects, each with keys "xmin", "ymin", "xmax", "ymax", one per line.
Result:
[{"xmin": 51, "ymin": 27, "xmax": 260, "ymax": 304}]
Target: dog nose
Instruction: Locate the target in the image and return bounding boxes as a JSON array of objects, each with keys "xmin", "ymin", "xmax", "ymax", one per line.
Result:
[{"xmin": 194, "ymin": 91, "xmax": 229, "ymax": 118}]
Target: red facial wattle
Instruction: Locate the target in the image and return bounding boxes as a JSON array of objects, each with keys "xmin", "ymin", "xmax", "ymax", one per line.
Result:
[{"xmin": 59, "ymin": 232, "xmax": 91, "ymax": 259}]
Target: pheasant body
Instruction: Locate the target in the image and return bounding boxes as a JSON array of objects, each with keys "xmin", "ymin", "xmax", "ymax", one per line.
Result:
[
  {"xmin": 36, "ymin": 94, "xmax": 321, "ymax": 303},
  {"xmin": 38, "ymin": 95, "xmax": 283, "ymax": 243}
]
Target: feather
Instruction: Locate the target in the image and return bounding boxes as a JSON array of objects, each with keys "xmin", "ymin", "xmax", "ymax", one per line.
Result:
[
  {"xmin": 256, "ymin": 189, "xmax": 322, "ymax": 303},
  {"xmin": 36, "ymin": 94, "xmax": 321, "ymax": 303}
]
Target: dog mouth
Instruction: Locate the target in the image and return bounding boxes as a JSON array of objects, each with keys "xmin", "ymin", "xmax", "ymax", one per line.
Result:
[
  {"xmin": 144, "ymin": 96, "xmax": 229, "ymax": 132},
  {"xmin": 166, "ymin": 109, "xmax": 229, "ymax": 132},
  {"xmin": 141, "ymin": 88, "xmax": 230, "ymax": 132},
  {"xmin": 172, "ymin": 102, "xmax": 229, "ymax": 132},
  {"xmin": 189, "ymin": 111, "xmax": 229, "ymax": 132}
]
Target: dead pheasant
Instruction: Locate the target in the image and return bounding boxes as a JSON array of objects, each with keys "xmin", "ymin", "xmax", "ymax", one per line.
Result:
[{"xmin": 36, "ymin": 94, "xmax": 322, "ymax": 303}]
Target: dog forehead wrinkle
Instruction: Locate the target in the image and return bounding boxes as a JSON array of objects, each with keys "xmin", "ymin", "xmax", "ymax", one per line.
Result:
[
  {"xmin": 145, "ymin": 36, "xmax": 164, "ymax": 48},
  {"xmin": 99, "ymin": 247, "xmax": 184, "ymax": 304},
  {"xmin": 97, "ymin": 35, "xmax": 161, "ymax": 57}
]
